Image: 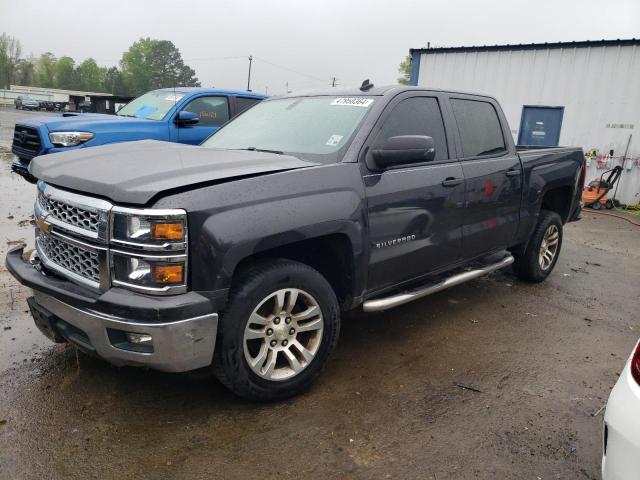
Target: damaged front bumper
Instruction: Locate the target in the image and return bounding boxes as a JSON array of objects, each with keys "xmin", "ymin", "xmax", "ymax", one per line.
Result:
[{"xmin": 6, "ymin": 246, "xmax": 218, "ymax": 373}]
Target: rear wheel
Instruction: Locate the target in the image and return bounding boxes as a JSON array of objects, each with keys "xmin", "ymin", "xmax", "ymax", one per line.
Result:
[
  {"xmin": 513, "ymin": 209, "xmax": 563, "ymax": 283},
  {"xmin": 605, "ymin": 199, "xmax": 615, "ymax": 210},
  {"xmin": 213, "ymin": 259, "xmax": 340, "ymax": 401}
]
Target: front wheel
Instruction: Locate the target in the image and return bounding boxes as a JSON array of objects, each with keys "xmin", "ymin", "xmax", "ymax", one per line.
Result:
[
  {"xmin": 213, "ymin": 260, "xmax": 340, "ymax": 401},
  {"xmin": 513, "ymin": 209, "xmax": 563, "ymax": 283}
]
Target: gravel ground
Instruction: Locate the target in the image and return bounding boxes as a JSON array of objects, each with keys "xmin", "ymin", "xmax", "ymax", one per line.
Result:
[{"xmin": 0, "ymin": 108, "xmax": 639, "ymax": 479}]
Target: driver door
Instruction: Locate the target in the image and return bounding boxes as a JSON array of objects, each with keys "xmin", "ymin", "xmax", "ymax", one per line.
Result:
[
  {"xmin": 170, "ymin": 96, "xmax": 230, "ymax": 145},
  {"xmin": 364, "ymin": 94, "xmax": 465, "ymax": 293}
]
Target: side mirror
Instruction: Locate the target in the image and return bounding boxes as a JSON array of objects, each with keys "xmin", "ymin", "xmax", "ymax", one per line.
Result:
[
  {"xmin": 175, "ymin": 110, "xmax": 199, "ymax": 126},
  {"xmin": 372, "ymin": 135, "xmax": 436, "ymax": 169}
]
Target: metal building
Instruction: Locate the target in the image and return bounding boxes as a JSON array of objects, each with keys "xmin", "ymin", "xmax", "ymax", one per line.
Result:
[{"xmin": 410, "ymin": 39, "xmax": 640, "ymax": 206}]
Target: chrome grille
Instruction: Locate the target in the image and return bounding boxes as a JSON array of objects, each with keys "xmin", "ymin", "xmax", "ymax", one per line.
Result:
[
  {"xmin": 38, "ymin": 190, "xmax": 100, "ymax": 233},
  {"xmin": 37, "ymin": 233, "xmax": 100, "ymax": 284}
]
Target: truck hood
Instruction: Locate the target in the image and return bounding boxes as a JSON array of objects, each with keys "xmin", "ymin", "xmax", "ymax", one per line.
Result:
[
  {"xmin": 18, "ymin": 113, "xmax": 154, "ymax": 132},
  {"xmin": 30, "ymin": 140, "xmax": 319, "ymax": 205}
]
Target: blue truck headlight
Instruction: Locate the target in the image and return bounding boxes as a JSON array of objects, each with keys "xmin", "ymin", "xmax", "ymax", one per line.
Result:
[{"xmin": 49, "ymin": 131, "xmax": 94, "ymax": 147}]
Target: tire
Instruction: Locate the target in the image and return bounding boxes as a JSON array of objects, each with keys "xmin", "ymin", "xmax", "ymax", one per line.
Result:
[
  {"xmin": 213, "ymin": 259, "xmax": 340, "ymax": 401},
  {"xmin": 605, "ymin": 199, "xmax": 615, "ymax": 210},
  {"xmin": 512, "ymin": 209, "xmax": 563, "ymax": 283},
  {"xmin": 591, "ymin": 201, "xmax": 602, "ymax": 210}
]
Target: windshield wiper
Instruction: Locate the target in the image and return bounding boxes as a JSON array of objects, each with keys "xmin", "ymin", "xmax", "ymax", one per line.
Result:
[{"xmin": 240, "ymin": 147, "xmax": 284, "ymax": 155}]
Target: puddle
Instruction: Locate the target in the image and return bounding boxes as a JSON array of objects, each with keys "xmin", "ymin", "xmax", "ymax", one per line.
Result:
[{"xmin": 0, "ymin": 146, "xmax": 50, "ymax": 372}]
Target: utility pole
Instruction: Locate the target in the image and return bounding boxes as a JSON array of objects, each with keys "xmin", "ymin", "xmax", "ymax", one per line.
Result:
[
  {"xmin": 331, "ymin": 77, "xmax": 338, "ymax": 87},
  {"xmin": 285, "ymin": 82, "xmax": 291, "ymax": 94},
  {"xmin": 246, "ymin": 55, "xmax": 253, "ymax": 92}
]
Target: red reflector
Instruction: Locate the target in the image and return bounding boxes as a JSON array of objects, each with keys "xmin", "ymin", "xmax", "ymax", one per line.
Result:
[{"xmin": 632, "ymin": 342, "xmax": 640, "ymax": 386}]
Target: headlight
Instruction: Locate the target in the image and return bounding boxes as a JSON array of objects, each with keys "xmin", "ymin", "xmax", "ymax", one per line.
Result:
[
  {"xmin": 111, "ymin": 207, "xmax": 187, "ymax": 249},
  {"xmin": 49, "ymin": 131, "xmax": 94, "ymax": 147},
  {"xmin": 109, "ymin": 207, "xmax": 188, "ymax": 294},
  {"xmin": 111, "ymin": 252, "xmax": 187, "ymax": 293}
]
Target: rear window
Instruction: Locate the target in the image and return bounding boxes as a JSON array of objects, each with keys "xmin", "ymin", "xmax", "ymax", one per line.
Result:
[{"xmin": 451, "ymin": 99, "xmax": 506, "ymax": 157}]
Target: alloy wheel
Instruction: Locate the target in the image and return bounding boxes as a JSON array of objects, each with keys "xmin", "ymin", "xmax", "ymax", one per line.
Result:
[{"xmin": 243, "ymin": 288, "xmax": 324, "ymax": 381}]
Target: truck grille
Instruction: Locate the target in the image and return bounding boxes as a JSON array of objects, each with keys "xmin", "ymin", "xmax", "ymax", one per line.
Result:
[
  {"xmin": 38, "ymin": 190, "xmax": 100, "ymax": 233},
  {"xmin": 37, "ymin": 232, "xmax": 100, "ymax": 284},
  {"xmin": 12, "ymin": 125, "xmax": 42, "ymax": 157}
]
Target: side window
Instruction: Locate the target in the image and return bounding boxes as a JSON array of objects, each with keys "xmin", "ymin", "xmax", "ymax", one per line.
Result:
[
  {"xmin": 235, "ymin": 97, "xmax": 261, "ymax": 116},
  {"xmin": 373, "ymin": 97, "xmax": 448, "ymax": 161},
  {"xmin": 451, "ymin": 99, "xmax": 506, "ymax": 157},
  {"xmin": 182, "ymin": 96, "xmax": 229, "ymax": 126}
]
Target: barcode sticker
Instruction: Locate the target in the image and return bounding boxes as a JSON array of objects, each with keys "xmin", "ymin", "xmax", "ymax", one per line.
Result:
[{"xmin": 330, "ymin": 97, "xmax": 374, "ymax": 107}]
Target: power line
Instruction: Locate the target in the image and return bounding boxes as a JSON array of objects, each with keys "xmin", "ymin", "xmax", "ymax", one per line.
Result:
[
  {"xmin": 251, "ymin": 56, "xmax": 327, "ymax": 84},
  {"xmin": 183, "ymin": 55, "xmax": 246, "ymax": 62}
]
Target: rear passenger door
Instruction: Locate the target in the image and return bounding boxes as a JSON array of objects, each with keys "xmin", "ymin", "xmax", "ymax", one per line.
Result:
[
  {"xmin": 364, "ymin": 94, "xmax": 465, "ymax": 293},
  {"xmin": 172, "ymin": 96, "xmax": 230, "ymax": 145},
  {"xmin": 450, "ymin": 97, "xmax": 522, "ymax": 258}
]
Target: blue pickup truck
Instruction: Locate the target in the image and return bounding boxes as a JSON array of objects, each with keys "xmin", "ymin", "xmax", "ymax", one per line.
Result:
[{"xmin": 11, "ymin": 88, "xmax": 266, "ymax": 180}]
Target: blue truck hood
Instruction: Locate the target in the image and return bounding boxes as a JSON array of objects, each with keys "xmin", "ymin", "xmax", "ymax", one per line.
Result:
[
  {"xmin": 19, "ymin": 113, "xmax": 156, "ymax": 132},
  {"xmin": 29, "ymin": 140, "xmax": 319, "ymax": 205}
]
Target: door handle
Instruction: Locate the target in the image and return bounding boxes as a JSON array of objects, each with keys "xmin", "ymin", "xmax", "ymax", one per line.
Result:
[
  {"xmin": 441, "ymin": 177, "xmax": 463, "ymax": 187},
  {"xmin": 506, "ymin": 168, "xmax": 521, "ymax": 177}
]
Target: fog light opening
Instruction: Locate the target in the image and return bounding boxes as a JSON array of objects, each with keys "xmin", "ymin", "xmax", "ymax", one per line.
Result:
[{"xmin": 126, "ymin": 332, "xmax": 153, "ymax": 345}]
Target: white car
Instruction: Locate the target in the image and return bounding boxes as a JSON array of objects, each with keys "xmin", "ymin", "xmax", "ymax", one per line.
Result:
[{"xmin": 602, "ymin": 339, "xmax": 640, "ymax": 479}]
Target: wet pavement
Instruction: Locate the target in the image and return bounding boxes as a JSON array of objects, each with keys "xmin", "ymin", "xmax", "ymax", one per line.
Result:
[{"xmin": 0, "ymin": 107, "xmax": 639, "ymax": 479}]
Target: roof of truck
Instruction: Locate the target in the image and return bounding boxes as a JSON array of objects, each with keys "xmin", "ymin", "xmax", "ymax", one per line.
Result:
[
  {"xmin": 152, "ymin": 87, "xmax": 267, "ymax": 98},
  {"xmin": 269, "ymin": 84, "xmax": 498, "ymax": 100}
]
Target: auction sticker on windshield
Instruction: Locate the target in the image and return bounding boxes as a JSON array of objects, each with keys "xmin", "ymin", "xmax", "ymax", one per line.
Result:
[{"xmin": 330, "ymin": 97, "xmax": 374, "ymax": 107}]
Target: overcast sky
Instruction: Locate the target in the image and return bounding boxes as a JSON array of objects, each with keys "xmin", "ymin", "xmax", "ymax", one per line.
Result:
[{"xmin": 1, "ymin": 0, "xmax": 639, "ymax": 95}]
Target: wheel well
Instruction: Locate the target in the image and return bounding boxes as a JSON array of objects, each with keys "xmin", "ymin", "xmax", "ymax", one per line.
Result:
[
  {"xmin": 540, "ymin": 186, "xmax": 573, "ymax": 223},
  {"xmin": 233, "ymin": 234, "xmax": 355, "ymax": 307}
]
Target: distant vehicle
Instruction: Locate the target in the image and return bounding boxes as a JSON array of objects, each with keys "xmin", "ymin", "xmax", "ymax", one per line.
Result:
[
  {"xmin": 602, "ymin": 339, "xmax": 640, "ymax": 479},
  {"xmin": 14, "ymin": 96, "xmax": 40, "ymax": 111},
  {"xmin": 11, "ymin": 88, "xmax": 267, "ymax": 181},
  {"xmin": 76, "ymin": 100, "xmax": 92, "ymax": 113},
  {"xmin": 39, "ymin": 100, "xmax": 68, "ymax": 112},
  {"xmin": 7, "ymin": 85, "xmax": 586, "ymax": 401}
]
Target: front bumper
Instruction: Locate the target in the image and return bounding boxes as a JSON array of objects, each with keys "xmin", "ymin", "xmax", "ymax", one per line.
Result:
[
  {"xmin": 602, "ymin": 340, "xmax": 640, "ymax": 479},
  {"xmin": 10, "ymin": 159, "xmax": 38, "ymax": 183},
  {"xmin": 6, "ymin": 246, "xmax": 218, "ymax": 373}
]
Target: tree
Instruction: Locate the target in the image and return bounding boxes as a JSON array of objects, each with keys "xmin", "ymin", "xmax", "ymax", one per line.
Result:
[
  {"xmin": 0, "ymin": 33, "xmax": 22, "ymax": 88},
  {"xmin": 76, "ymin": 58, "xmax": 103, "ymax": 91},
  {"xmin": 102, "ymin": 66, "xmax": 125, "ymax": 95},
  {"xmin": 120, "ymin": 38, "xmax": 200, "ymax": 95},
  {"xmin": 397, "ymin": 54, "xmax": 412, "ymax": 85},
  {"xmin": 34, "ymin": 52, "xmax": 57, "ymax": 87},
  {"xmin": 54, "ymin": 56, "xmax": 76, "ymax": 89},
  {"xmin": 14, "ymin": 58, "xmax": 35, "ymax": 86}
]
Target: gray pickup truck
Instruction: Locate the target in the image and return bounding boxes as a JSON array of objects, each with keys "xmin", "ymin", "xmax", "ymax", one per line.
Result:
[{"xmin": 6, "ymin": 84, "xmax": 585, "ymax": 401}]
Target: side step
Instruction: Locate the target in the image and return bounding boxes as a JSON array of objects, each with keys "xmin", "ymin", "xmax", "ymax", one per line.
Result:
[{"xmin": 362, "ymin": 254, "xmax": 514, "ymax": 312}]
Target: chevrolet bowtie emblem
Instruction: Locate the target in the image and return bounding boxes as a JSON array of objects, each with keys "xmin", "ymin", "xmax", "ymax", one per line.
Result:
[{"xmin": 36, "ymin": 213, "xmax": 51, "ymax": 234}]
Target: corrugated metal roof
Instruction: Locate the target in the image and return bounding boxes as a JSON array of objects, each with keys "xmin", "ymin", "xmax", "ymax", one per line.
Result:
[{"xmin": 410, "ymin": 38, "xmax": 640, "ymax": 55}]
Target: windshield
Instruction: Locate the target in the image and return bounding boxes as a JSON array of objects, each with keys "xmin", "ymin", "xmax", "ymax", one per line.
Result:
[
  {"xmin": 202, "ymin": 96, "xmax": 375, "ymax": 162},
  {"xmin": 116, "ymin": 91, "xmax": 185, "ymax": 120}
]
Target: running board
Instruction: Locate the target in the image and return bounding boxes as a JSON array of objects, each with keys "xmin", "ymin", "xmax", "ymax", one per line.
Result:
[{"xmin": 362, "ymin": 254, "xmax": 514, "ymax": 312}]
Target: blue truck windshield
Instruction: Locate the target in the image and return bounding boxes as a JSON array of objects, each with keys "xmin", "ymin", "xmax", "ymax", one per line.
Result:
[
  {"xmin": 116, "ymin": 91, "xmax": 186, "ymax": 120},
  {"xmin": 202, "ymin": 96, "xmax": 374, "ymax": 161}
]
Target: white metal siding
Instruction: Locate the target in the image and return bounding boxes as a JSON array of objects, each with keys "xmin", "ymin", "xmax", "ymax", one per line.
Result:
[{"xmin": 417, "ymin": 45, "xmax": 640, "ymax": 205}]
